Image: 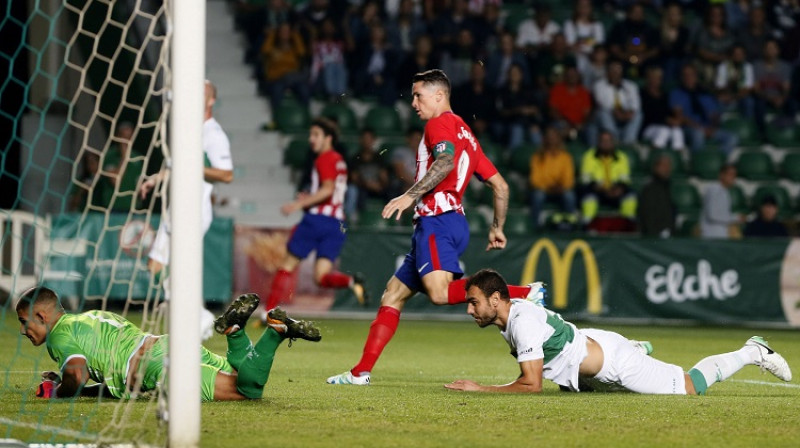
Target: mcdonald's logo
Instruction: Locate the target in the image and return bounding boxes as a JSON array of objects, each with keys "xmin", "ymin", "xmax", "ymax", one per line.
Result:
[{"xmin": 521, "ymin": 238, "xmax": 602, "ymax": 314}]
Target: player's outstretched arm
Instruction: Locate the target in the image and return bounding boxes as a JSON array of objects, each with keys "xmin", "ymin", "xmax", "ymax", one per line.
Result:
[
  {"xmin": 383, "ymin": 152, "xmax": 454, "ymax": 220},
  {"xmin": 444, "ymin": 359, "xmax": 543, "ymax": 393},
  {"xmin": 484, "ymin": 172, "xmax": 509, "ymax": 251},
  {"xmin": 39, "ymin": 358, "xmax": 90, "ymax": 398},
  {"xmin": 203, "ymin": 166, "xmax": 234, "ymax": 184},
  {"xmin": 281, "ymin": 179, "xmax": 335, "ymax": 215}
]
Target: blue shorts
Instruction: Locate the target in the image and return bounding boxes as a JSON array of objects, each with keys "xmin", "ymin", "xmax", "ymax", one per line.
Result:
[
  {"xmin": 394, "ymin": 212, "xmax": 469, "ymax": 292},
  {"xmin": 287, "ymin": 214, "xmax": 347, "ymax": 261}
]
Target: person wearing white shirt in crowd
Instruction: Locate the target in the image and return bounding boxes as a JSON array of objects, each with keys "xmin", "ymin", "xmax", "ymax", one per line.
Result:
[
  {"xmin": 516, "ymin": 5, "xmax": 561, "ymax": 54},
  {"xmin": 591, "ymin": 60, "xmax": 642, "ymax": 145}
]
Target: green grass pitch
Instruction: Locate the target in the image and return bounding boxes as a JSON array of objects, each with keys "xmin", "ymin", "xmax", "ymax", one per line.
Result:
[{"xmin": 2, "ymin": 311, "xmax": 799, "ymax": 447}]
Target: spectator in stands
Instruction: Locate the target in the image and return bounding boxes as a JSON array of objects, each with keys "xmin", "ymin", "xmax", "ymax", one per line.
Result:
[
  {"xmin": 528, "ymin": 126, "xmax": 577, "ymax": 229},
  {"xmin": 99, "ymin": 122, "xmax": 144, "ymax": 212},
  {"xmin": 714, "ymin": 44, "xmax": 755, "ymax": 121},
  {"xmin": 260, "ymin": 23, "xmax": 310, "ymax": 123},
  {"xmin": 344, "ymin": 1, "xmax": 381, "ymax": 77},
  {"xmin": 579, "ymin": 130, "xmax": 636, "ymax": 224},
  {"xmin": 494, "ymin": 63, "xmax": 543, "ymax": 150},
  {"xmin": 563, "ymin": 0, "xmax": 605, "ymax": 68},
  {"xmin": 700, "ymin": 164, "xmax": 745, "ymax": 239},
  {"xmin": 767, "ymin": 0, "xmax": 800, "ymax": 46},
  {"xmin": 441, "ymin": 28, "xmax": 479, "ymax": 88},
  {"xmin": 548, "ymin": 65, "xmax": 592, "ymax": 142},
  {"xmin": 310, "ymin": 17, "xmax": 348, "ymax": 100},
  {"xmin": 535, "ymin": 33, "xmax": 578, "ymax": 89},
  {"xmin": 744, "ymin": 195, "xmax": 789, "ymax": 237},
  {"xmin": 469, "ymin": 2, "xmax": 503, "ymax": 53},
  {"xmin": 591, "ymin": 59, "xmax": 643, "ymax": 146},
  {"xmin": 753, "ymin": 40, "xmax": 794, "ymax": 140},
  {"xmin": 387, "ymin": 127, "xmax": 421, "ymax": 198},
  {"xmin": 658, "ymin": 2, "xmax": 692, "ymax": 83},
  {"xmin": 298, "ymin": 0, "xmax": 338, "ymax": 44},
  {"xmin": 233, "ymin": 0, "xmax": 268, "ymax": 65},
  {"xmin": 607, "ymin": 2, "xmax": 659, "ymax": 80},
  {"xmin": 670, "ymin": 64, "xmax": 738, "ymax": 154},
  {"xmin": 396, "ymin": 35, "xmax": 440, "ymax": 92},
  {"xmin": 451, "ymin": 61, "xmax": 497, "ymax": 138},
  {"xmin": 353, "ymin": 23, "xmax": 399, "ymax": 106},
  {"xmin": 691, "ymin": 4, "xmax": 735, "ymax": 87},
  {"xmin": 69, "ymin": 151, "xmax": 100, "ymax": 211},
  {"xmin": 739, "ymin": 5, "xmax": 777, "ymax": 61},
  {"xmin": 515, "ymin": 4, "xmax": 561, "ymax": 59},
  {"xmin": 637, "ymin": 153, "xmax": 675, "ymax": 238},
  {"xmin": 578, "ymin": 44, "xmax": 608, "ymax": 90},
  {"xmin": 640, "ymin": 65, "xmax": 685, "ymax": 150},
  {"xmin": 385, "ymin": 0, "xmax": 428, "ymax": 55},
  {"xmin": 430, "ymin": 0, "xmax": 474, "ymax": 55},
  {"xmin": 344, "ymin": 128, "xmax": 390, "ymax": 217},
  {"xmin": 486, "ymin": 32, "xmax": 530, "ymax": 90}
]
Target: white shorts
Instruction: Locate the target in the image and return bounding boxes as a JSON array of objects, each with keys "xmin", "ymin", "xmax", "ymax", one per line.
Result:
[
  {"xmin": 581, "ymin": 329, "xmax": 687, "ymax": 395},
  {"xmin": 148, "ymin": 202, "xmax": 213, "ymax": 265}
]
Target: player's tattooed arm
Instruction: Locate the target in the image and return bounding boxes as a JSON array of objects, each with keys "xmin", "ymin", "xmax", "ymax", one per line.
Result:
[{"xmin": 406, "ymin": 153, "xmax": 454, "ymax": 200}]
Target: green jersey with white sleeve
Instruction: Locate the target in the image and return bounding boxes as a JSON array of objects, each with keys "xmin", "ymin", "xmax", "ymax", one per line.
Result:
[
  {"xmin": 500, "ymin": 299, "xmax": 589, "ymax": 391},
  {"xmin": 46, "ymin": 310, "xmax": 152, "ymax": 399}
]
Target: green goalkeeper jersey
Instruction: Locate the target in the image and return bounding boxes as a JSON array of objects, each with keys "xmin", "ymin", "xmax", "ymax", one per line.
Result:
[{"xmin": 46, "ymin": 310, "xmax": 151, "ymax": 398}]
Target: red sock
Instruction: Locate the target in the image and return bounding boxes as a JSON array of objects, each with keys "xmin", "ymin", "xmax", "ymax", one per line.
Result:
[
  {"xmin": 319, "ymin": 271, "xmax": 352, "ymax": 289},
  {"xmin": 351, "ymin": 306, "xmax": 401, "ymax": 375},
  {"xmin": 508, "ymin": 284, "xmax": 532, "ymax": 298},
  {"xmin": 265, "ymin": 269, "xmax": 294, "ymax": 311},
  {"xmin": 447, "ymin": 279, "xmax": 468, "ymax": 305}
]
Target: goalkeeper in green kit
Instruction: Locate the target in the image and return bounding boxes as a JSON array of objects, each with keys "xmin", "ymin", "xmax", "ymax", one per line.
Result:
[{"xmin": 16, "ymin": 286, "xmax": 320, "ymax": 401}]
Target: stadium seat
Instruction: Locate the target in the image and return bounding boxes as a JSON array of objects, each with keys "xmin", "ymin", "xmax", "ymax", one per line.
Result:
[
  {"xmin": 364, "ymin": 105, "xmax": 403, "ymax": 136},
  {"xmin": 618, "ymin": 145, "xmax": 643, "ymax": 175},
  {"xmin": 507, "ymin": 144, "xmax": 537, "ymax": 177},
  {"xmin": 356, "ymin": 207, "xmax": 390, "ymax": 230},
  {"xmin": 722, "ymin": 115, "xmax": 761, "ymax": 146},
  {"xmin": 647, "ymin": 149, "xmax": 686, "ymax": 178},
  {"xmin": 670, "ymin": 181, "xmax": 702, "ymax": 217},
  {"xmin": 767, "ymin": 120, "xmax": 800, "ymax": 148},
  {"xmin": 321, "ymin": 102, "xmax": 358, "ymax": 134},
  {"xmin": 504, "ymin": 209, "xmax": 531, "ymax": 235},
  {"xmin": 751, "ymin": 184, "xmax": 792, "ymax": 216},
  {"xmin": 275, "ymin": 100, "xmax": 310, "ymax": 134},
  {"xmin": 283, "ymin": 139, "xmax": 311, "ymax": 170},
  {"xmin": 780, "ymin": 152, "xmax": 800, "ymax": 181},
  {"xmin": 690, "ymin": 150, "xmax": 725, "ymax": 180},
  {"xmin": 465, "ymin": 212, "xmax": 487, "ymax": 233},
  {"xmin": 728, "ymin": 184, "xmax": 748, "ymax": 214},
  {"xmin": 735, "ymin": 150, "xmax": 776, "ymax": 181}
]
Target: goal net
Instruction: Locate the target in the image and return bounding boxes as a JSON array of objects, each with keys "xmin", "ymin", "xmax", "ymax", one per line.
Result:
[{"xmin": 0, "ymin": 0, "xmax": 183, "ymax": 445}]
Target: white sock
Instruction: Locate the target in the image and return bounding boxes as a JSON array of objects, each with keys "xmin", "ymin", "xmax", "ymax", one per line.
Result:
[{"xmin": 690, "ymin": 346, "xmax": 758, "ymax": 388}]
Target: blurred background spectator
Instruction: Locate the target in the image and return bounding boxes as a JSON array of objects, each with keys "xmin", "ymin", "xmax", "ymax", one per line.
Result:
[
  {"xmin": 637, "ymin": 153, "xmax": 675, "ymax": 238},
  {"xmin": 529, "ymin": 126, "xmax": 577, "ymax": 230},
  {"xmin": 744, "ymin": 195, "xmax": 789, "ymax": 237},
  {"xmin": 591, "ymin": 59, "xmax": 642, "ymax": 146},
  {"xmin": 495, "ymin": 63, "xmax": 544, "ymax": 150},
  {"xmin": 700, "ymin": 164, "xmax": 745, "ymax": 239},
  {"xmin": 640, "ymin": 65, "xmax": 685, "ymax": 150},
  {"xmin": 388, "ymin": 127, "xmax": 421, "ymax": 199},
  {"xmin": 260, "ymin": 22, "xmax": 310, "ymax": 125},
  {"xmin": 344, "ymin": 128, "xmax": 389, "ymax": 217},
  {"xmin": 579, "ymin": 130, "xmax": 636, "ymax": 225},
  {"xmin": 548, "ymin": 65, "xmax": 592, "ymax": 141}
]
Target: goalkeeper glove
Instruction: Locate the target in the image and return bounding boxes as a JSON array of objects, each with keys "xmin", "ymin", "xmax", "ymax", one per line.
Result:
[{"xmin": 35, "ymin": 371, "xmax": 61, "ymax": 398}]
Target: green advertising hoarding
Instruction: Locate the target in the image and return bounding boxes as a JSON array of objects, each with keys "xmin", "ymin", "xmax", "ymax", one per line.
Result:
[
  {"xmin": 334, "ymin": 230, "xmax": 800, "ymax": 327},
  {"xmin": 44, "ymin": 213, "xmax": 233, "ymax": 302}
]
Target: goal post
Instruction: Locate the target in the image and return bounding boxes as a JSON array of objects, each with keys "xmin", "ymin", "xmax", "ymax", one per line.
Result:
[{"xmin": 168, "ymin": 0, "xmax": 204, "ymax": 445}]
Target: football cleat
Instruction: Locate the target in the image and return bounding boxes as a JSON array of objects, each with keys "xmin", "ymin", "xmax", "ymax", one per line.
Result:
[
  {"xmin": 326, "ymin": 370, "xmax": 370, "ymax": 385},
  {"xmin": 525, "ymin": 282, "xmax": 547, "ymax": 307},
  {"xmin": 630, "ymin": 340, "xmax": 654, "ymax": 356},
  {"xmin": 214, "ymin": 293, "xmax": 261, "ymax": 335},
  {"xmin": 266, "ymin": 307, "xmax": 322, "ymax": 343},
  {"xmin": 351, "ymin": 272, "xmax": 370, "ymax": 307},
  {"xmin": 746, "ymin": 336, "xmax": 792, "ymax": 382}
]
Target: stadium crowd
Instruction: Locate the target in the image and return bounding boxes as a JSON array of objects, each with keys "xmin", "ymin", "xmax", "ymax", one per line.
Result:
[{"xmin": 229, "ymin": 0, "xmax": 800, "ymax": 237}]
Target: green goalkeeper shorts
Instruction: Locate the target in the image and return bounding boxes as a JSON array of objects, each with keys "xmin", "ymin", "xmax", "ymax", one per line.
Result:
[{"xmin": 138, "ymin": 337, "xmax": 233, "ymax": 402}]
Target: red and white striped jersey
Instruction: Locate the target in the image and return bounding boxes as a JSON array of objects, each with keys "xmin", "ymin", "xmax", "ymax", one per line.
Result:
[{"xmin": 308, "ymin": 149, "xmax": 348, "ymax": 220}]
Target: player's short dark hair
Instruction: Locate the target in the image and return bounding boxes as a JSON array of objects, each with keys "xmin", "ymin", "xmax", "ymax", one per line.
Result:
[
  {"xmin": 465, "ymin": 269, "xmax": 510, "ymax": 301},
  {"xmin": 15, "ymin": 286, "xmax": 63, "ymax": 313},
  {"xmin": 311, "ymin": 117, "xmax": 340, "ymax": 144},
  {"xmin": 412, "ymin": 69, "xmax": 451, "ymax": 97}
]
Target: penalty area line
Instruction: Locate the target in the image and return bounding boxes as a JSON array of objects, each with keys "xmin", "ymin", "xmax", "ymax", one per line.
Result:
[
  {"xmin": 0, "ymin": 416, "xmax": 97, "ymax": 440},
  {"xmin": 729, "ymin": 379, "xmax": 800, "ymax": 389}
]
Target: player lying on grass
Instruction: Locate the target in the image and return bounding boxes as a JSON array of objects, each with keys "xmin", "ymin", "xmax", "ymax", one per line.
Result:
[
  {"xmin": 445, "ymin": 269, "xmax": 792, "ymax": 395},
  {"xmin": 16, "ymin": 286, "xmax": 320, "ymax": 401}
]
